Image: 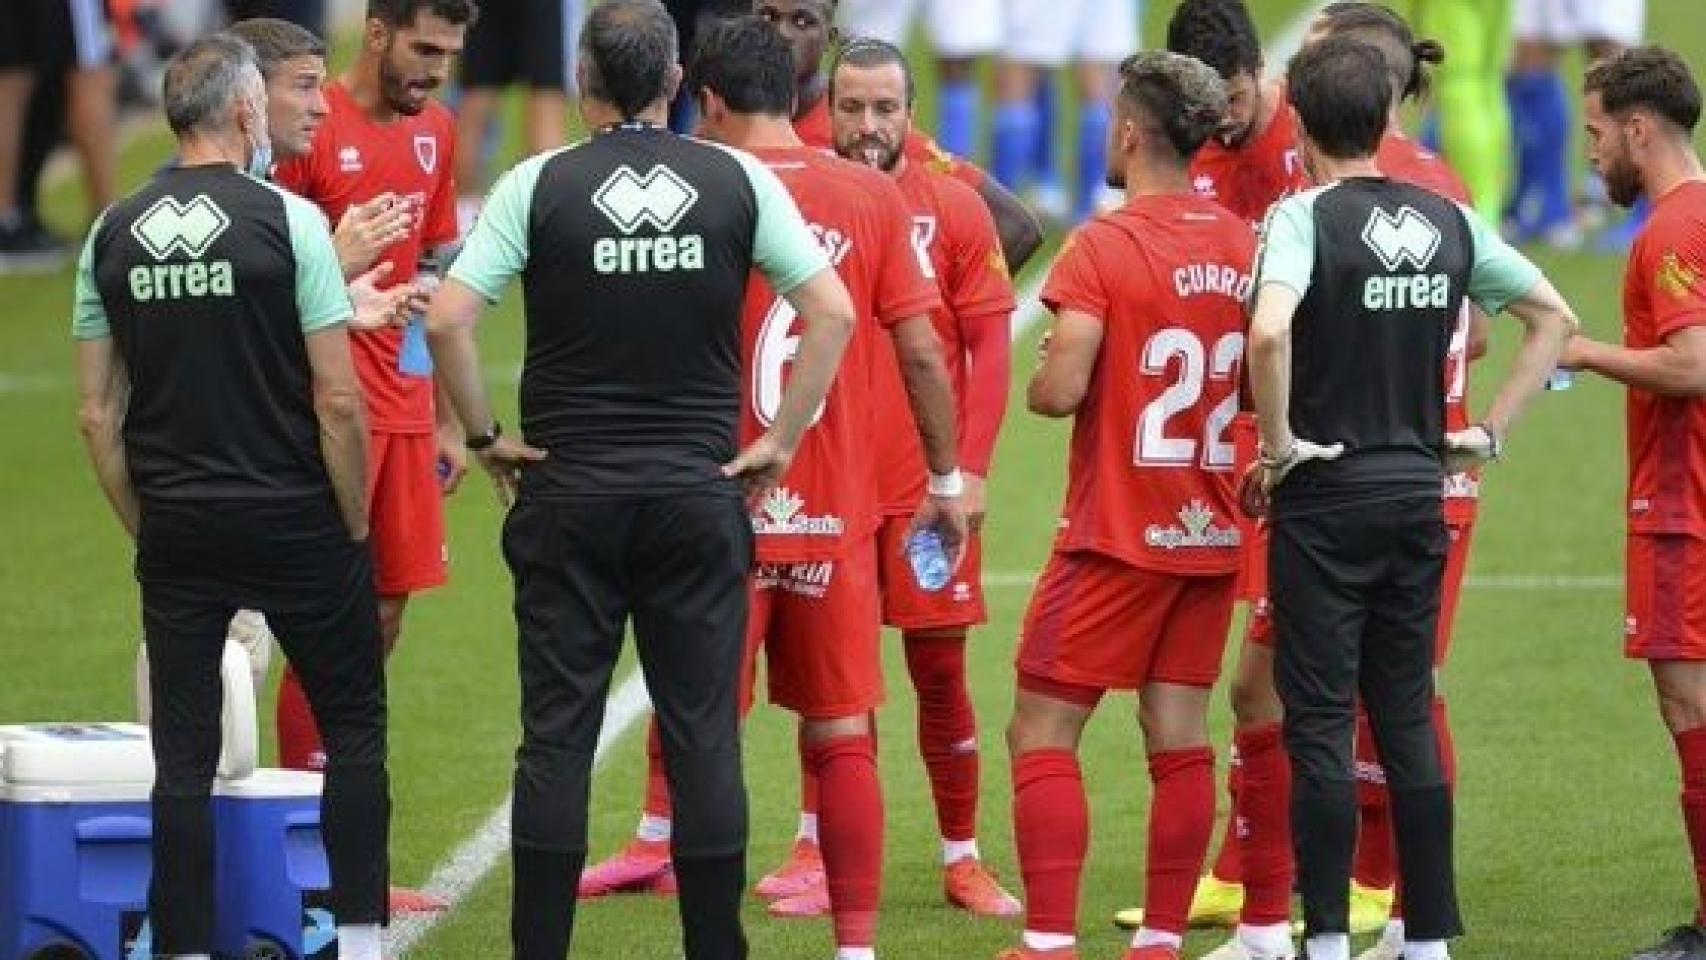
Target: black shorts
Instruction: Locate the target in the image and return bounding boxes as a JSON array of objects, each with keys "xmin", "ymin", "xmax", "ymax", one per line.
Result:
[
  {"xmin": 460, "ymin": 0, "xmax": 576, "ymax": 91},
  {"xmin": 0, "ymin": 0, "xmax": 112, "ymax": 72}
]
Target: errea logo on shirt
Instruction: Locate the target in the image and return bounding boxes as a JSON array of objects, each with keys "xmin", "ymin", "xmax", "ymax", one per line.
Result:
[
  {"xmin": 592, "ymin": 164, "xmax": 706, "ymax": 274},
  {"xmin": 127, "ymin": 194, "xmax": 235, "ymax": 301},
  {"xmin": 1361, "ymin": 205, "xmax": 1451, "ymax": 311}
]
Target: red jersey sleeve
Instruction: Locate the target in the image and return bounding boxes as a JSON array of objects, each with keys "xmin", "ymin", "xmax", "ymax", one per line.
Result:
[
  {"xmin": 943, "ymin": 183, "xmax": 1016, "ymax": 321},
  {"xmin": 1042, "ymin": 226, "xmax": 1110, "ymax": 320},
  {"xmin": 421, "ymin": 112, "xmax": 460, "ymax": 249},
  {"xmin": 872, "ymin": 178, "xmax": 942, "ymax": 326},
  {"xmin": 1645, "ymin": 224, "xmax": 1706, "ymax": 341},
  {"xmin": 942, "ymin": 181, "xmax": 1015, "ymax": 477}
]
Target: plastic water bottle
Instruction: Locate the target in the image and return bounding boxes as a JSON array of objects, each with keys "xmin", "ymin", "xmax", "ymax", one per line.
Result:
[
  {"xmin": 398, "ymin": 315, "xmax": 434, "ymax": 376},
  {"xmin": 906, "ymin": 528, "xmax": 952, "ymax": 593},
  {"xmin": 1546, "ymin": 368, "xmax": 1574, "ymax": 391}
]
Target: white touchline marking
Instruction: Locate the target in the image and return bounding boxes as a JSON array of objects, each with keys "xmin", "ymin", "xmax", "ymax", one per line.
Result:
[
  {"xmin": 979, "ymin": 571, "xmax": 1620, "ymax": 591},
  {"xmin": 394, "ymin": 3, "xmax": 1341, "ymax": 946},
  {"xmin": 389, "ymin": 669, "xmax": 652, "ymax": 955}
]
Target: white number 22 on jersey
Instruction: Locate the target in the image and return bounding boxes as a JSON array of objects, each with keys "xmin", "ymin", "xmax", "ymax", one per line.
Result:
[
  {"xmin": 1134, "ymin": 327, "xmax": 1246, "ymax": 470},
  {"xmin": 752, "ymin": 296, "xmax": 827, "ymax": 428}
]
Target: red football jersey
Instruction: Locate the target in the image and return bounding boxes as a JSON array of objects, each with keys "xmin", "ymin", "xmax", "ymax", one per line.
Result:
[
  {"xmin": 1625, "ymin": 179, "xmax": 1706, "ymax": 537},
  {"xmin": 793, "ymin": 95, "xmax": 987, "ymax": 191},
  {"xmin": 1378, "ymin": 131, "xmax": 1480, "ymax": 525},
  {"xmin": 873, "ymin": 160, "xmax": 1016, "ymax": 514},
  {"xmin": 741, "ymin": 146, "xmax": 942, "ymax": 562},
  {"xmin": 274, "ymin": 81, "xmax": 459, "ymax": 433},
  {"xmin": 1042, "ymin": 194, "xmax": 1257, "ymax": 575},
  {"xmin": 1190, "ymin": 101, "xmax": 1310, "ymax": 226}
]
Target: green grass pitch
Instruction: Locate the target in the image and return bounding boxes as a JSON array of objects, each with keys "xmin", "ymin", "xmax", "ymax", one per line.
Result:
[{"xmin": 2, "ymin": 1, "xmax": 1702, "ymax": 955}]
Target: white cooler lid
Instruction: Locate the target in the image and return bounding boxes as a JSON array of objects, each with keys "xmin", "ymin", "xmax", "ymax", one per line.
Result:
[
  {"xmin": 0, "ymin": 722, "xmax": 155, "ymax": 785},
  {"xmin": 214, "ymin": 767, "xmax": 323, "ymax": 799}
]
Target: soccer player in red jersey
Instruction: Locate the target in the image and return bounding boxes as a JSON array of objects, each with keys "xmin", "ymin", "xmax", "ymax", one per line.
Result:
[
  {"xmin": 754, "ymin": 0, "xmax": 1044, "ymax": 271},
  {"xmin": 997, "ymin": 51, "xmax": 1255, "ymax": 960},
  {"xmin": 578, "ymin": 19, "xmax": 969, "ymax": 958},
  {"xmin": 1558, "ymin": 46, "xmax": 1706, "ymax": 960},
  {"xmin": 271, "ymin": 0, "xmax": 473, "ymax": 913},
  {"xmin": 819, "ymin": 37, "xmax": 1021, "ymax": 919}
]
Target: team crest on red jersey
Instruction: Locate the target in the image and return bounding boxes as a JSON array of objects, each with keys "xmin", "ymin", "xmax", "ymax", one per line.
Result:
[
  {"xmin": 1658, "ymin": 250, "xmax": 1702, "ymax": 300},
  {"xmin": 414, "ymin": 134, "xmax": 438, "ymax": 174}
]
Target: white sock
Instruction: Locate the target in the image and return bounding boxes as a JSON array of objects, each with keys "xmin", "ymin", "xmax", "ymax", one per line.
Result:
[
  {"xmin": 1380, "ymin": 919, "xmax": 1406, "ymax": 949},
  {"xmin": 1304, "ymin": 933, "xmax": 1349, "ymax": 960},
  {"xmin": 1132, "ymin": 927, "xmax": 1183, "ymax": 949},
  {"xmin": 1238, "ymin": 922, "xmax": 1294, "ymax": 954},
  {"xmin": 1401, "ymin": 940, "xmax": 1448, "ymax": 960},
  {"xmin": 339, "ymin": 923, "xmax": 384, "ymax": 960},
  {"xmin": 797, "ymin": 812, "xmax": 819, "ymax": 843},
  {"xmin": 942, "ymin": 837, "xmax": 980, "ymax": 865},
  {"xmin": 835, "ymin": 948, "xmax": 876, "ymax": 960},
  {"xmin": 636, "ymin": 813, "xmax": 672, "ymax": 842},
  {"xmin": 1022, "ymin": 930, "xmax": 1076, "ymax": 950}
]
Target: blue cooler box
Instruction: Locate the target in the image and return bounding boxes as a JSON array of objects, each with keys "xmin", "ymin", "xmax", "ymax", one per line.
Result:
[
  {"xmin": 0, "ymin": 723, "xmax": 155, "ymax": 960},
  {"xmin": 213, "ymin": 769, "xmax": 333, "ymax": 960}
]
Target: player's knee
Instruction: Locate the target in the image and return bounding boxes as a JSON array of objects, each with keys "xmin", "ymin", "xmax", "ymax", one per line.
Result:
[
  {"xmin": 1230, "ymin": 670, "xmax": 1282, "ymax": 728},
  {"xmin": 1658, "ymin": 692, "xmax": 1706, "ymax": 735},
  {"xmin": 511, "ymin": 741, "xmax": 594, "ymax": 853},
  {"xmin": 1138, "ymin": 702, "xmax": 1209, "ymax": 754}
]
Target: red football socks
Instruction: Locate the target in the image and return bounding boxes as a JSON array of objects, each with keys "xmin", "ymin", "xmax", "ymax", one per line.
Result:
[
  {"xmin": 1144, "ymin": 747, "xmax": 1216, "ymax": 936},
  {"xmin": 1209, "ymin": 751, "xmax": 1244, "ymax": 883},
  {"xmin": 809, "ymin": 733, "xmax": 884, "ymax": 948},
  {"xmin": 276, "ymin": 666, "xmax": 325, "ymax": 771},
  {"xmin": 904, "ymin": 634, "xmax": 980, "ymax": 842},
  {"xmin": 643, "ymin": 719, "xmax": 672, "ymax": 819},
  {"xmin": 1013, "ymin": 749, "xmax": 1087, "ymax": 936},
  {"xmin": 1675, "ymin": 725, "xmax": 1706, "ymax": 925},
  {"xmin": 1235, "ymin": 723, "xmax": 1293, "ymax": 926}
]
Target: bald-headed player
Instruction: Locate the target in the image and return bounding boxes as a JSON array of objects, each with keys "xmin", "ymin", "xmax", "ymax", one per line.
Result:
[
  {"xmin": 754, "ymin": 0, "xmax": 1044, "ymax": 273},
  {"xmin": 814, "ymin": 36, "xmax": 1021, "ymax": 919}
]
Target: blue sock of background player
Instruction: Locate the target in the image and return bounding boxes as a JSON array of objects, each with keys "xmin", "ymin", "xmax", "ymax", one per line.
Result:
[
  {"xmin": 938, "ymin": 74, "xmax": 979, "ymax": 160},
  {"xmin": 1074, "ymin": 97, "xmax": 1111, "ymax": 221},
  {"xmin": 1506, "ymin": 67, "xmax": 1574, "ymax": 237}
]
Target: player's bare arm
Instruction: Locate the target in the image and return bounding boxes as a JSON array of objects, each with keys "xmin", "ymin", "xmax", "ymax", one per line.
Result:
[
  {"xmin": 1463, "ymin": 277, "xmax": 1577, "ymax": 455},
  {"xmin": 1027, "ymin": 307, "xmax": 1103, "ymax": 418},
  {"xmin": 1467, "ymin": 306, "xmax": 1491, "ymax": 361},
  {"xmin": 304, "ymin": 323, "xmax": 371, "ymax": 540},
  {"xmin": 977, "ymin": 176, "xmax": 1045, "ymax": 272},
  {"xmin": 1565, "ymin": 322, "xmax": 1706, "ymax": 397},
  {"xmin": 425, "ymin": 278, "xmax": 545, "ymax": 506},
  {"xmin": 725, "ymin": 265, "xmax": 857, "ymax": 494},
  {"xmin": 889, "ymin": 313, "xmax": 971, "ymax": 560},
  {"xmin": 75, "ymin": 337, "xmax": 138, "ymax": 539}
]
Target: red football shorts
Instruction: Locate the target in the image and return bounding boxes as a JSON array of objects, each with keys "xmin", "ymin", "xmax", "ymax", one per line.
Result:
[
  {"xmin": 876, "ymin": 515, "xmax": 987, "ymax": 630},
  {"xmin": 746, "ymin": 540, "xmax": 884, "ymax": 719},
  {"xmin": 1018, "ymin": 549, "xmax": 1236, "ymax": 691},
  {"xmin": 367, "ymin": 430, "xmax": 448, "ymax": 596},
  {"xmin": 1625, "ymin": 533, "xmax": 1706, "ymax": 661},
  {"xmin": 1246, "ymin": 522, "xmax": 1474, "ymax": 668}
]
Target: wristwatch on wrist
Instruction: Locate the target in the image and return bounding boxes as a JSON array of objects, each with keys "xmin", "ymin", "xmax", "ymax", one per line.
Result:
[
  {"xmin": 465, "ymin": 421, "xmax": 502, "ymax": 452},
  {"xmin": 928, "ymin": 468, "xmax": 965, "ymax": 498}
]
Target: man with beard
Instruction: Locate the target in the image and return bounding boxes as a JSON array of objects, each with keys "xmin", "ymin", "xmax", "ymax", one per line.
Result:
[
  {"xmin": 272, "ymin": 0, "xmax": 475, "ymax": 913},
  {"xmin": 997, "ymin": 49, "xmax": 1251, "ymax": 960},
  {"xmin": 826, "ymin": 36, "xmax": 1022, "ymax": 921},
  {"xmin": 756, "ymin": 0, "xmax": 1044, "ymax": 272},
  {"xmin": 1558, "ymin": 46, "xmax": 1706, "ymax": 960}
]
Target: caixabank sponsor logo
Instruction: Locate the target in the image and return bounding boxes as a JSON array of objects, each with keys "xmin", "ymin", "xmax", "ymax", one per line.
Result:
[{"xmin": 1145, "ymin": 499, "xmax": 1240, "ymax": 551}]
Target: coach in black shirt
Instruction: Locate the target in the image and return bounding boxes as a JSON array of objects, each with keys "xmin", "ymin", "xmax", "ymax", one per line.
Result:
[
  {"xmin": 73, "ymin": 34, "xmax": 393, "ymax": 960},
  {"xmin": 1245, "ymin": 38, "xmax": 1575, "ymax": 960},
  {"xmin": 426, "ymin": 3, "xmax": 857, "ymax": 957}
]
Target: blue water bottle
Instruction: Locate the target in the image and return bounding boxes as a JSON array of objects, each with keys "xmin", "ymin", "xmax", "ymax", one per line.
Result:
[
  {"xmin": 1546, "ymin": 368, "xmax": 1574, "ymax": 391},
  {"xmin": 906, "ymin": 528, "xmax": 952, "ymax": 593},
  {"xmin": 399, "ymin": 255, "xmax": 439, "ymax": 377}
]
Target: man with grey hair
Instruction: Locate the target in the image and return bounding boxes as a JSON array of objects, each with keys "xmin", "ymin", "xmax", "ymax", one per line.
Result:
[
  {"xmin": 998, "ymin": 51, "xmax": 1255, "ymax": 960},
  {"xmin": 74, "ymin": 32, "xmax": 393, "ymax": 960},
  {"xmin": 427, "ymin": 1, "xmax": 859, "ymax": 957}
]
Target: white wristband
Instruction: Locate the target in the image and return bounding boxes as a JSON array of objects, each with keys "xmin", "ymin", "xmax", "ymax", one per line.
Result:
[{"xmin": 927, "ymin": 469, "xmax": 965, "ymax": 498}]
